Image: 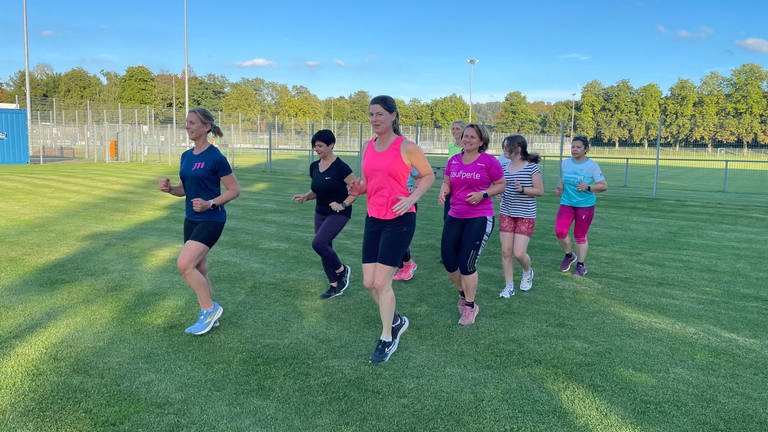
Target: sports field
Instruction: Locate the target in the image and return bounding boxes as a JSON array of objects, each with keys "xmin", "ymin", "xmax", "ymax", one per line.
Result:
[{"xmin": 1, "ymin": 162, "xmax": 766, "ymax": 431}]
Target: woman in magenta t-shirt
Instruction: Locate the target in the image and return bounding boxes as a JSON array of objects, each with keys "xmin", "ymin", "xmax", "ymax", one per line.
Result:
[{"xmin": 439, "ymin": 124, "xmax": 505, "ymax": 326}]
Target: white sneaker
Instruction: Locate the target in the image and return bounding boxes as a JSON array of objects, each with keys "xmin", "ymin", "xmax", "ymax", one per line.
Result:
[
  {"xmin": 499, "ymin": 283, "xmax": 515, "ymax": 298},
  {"xmin": 520, "ymin": 268, "xmax": 534, "ymax": 292}
]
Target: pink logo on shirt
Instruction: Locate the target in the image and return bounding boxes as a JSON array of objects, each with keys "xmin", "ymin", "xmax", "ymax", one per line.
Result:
[{"xmin": 192, "ymin": 162, "xmax": 205, "ymax": 170}]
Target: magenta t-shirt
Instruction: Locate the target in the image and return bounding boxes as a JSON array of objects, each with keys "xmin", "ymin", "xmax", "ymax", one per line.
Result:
[{"xmin": 446, "ymin": 152, "xmax": 504, "ymax": 218}]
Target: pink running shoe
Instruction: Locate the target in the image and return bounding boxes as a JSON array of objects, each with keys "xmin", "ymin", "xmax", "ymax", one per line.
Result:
[
  {"xmin": 457, "ymin": 296, "xmax": 468, "ymax": 313},
  {"xmin": 401, "ymin": 261, "xmax": 417, "ymax": 281},
  {"xmin": 393, "ymin": 266, "xmax": 407, "ymax": 281},
  {"xmin": 458, "ymin": 304, "xmax": 479, "ymax": 326}
]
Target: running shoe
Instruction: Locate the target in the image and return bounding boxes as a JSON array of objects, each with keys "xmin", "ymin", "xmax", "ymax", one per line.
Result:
[
  {"xmin": 457, "ymin": 296, "xmax": 468, "ymax": 313},
  {"xmin": 458, "ymin": 304, "xmax": 479, "ymax": 326},
  {"xmin": 520, "ymin": 268, "xmax": 534, "ymax": 291},
  {"xmin": 370, "ymin": 339, "xmax": 398, "ymax": 364},
  {"xmin": 400, "ymin": 261, "xmax": 417, "ymax": 281},
  {"xmin": 392, "ymin": 315, "xmax": 409, "ymax": 343},
  {"xmin": 574, "ymin": 263, "xmax": 588, "ymax": 277},
  {"xmin": 319, "ymin": 284, "xmax": 343, "ymax": 299},
  {"xmin": 499, "ymin": 283, "xmax": 515, "ymax": 298},
  {"xmin": 337, "ymin": 264, "xmax": 351, "ymax": 292},
  {"xmin": 393, "ymin": 266, "xmax": 407, "ymax": 281},
  {"xmin": 559, "ymin": 253, "xmax": 577, "ymax": 272},
  {"xmin": 184, "ymin": 302, "xmax": 223, "ymax": 335}
]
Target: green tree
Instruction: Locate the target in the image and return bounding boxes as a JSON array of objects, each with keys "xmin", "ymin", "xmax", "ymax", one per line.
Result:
[
  {"xmin": 541, "ymin": 101, "xmax": 572, "ymax": 135},
  {"xmin": 496, "ymin": 91, "xmax": 539, "ymax": 133},
  {"xmin": 347, "ymin": 90, "xmax": 372, "ymax": 124},
  {"xmin": 222, "ymin": 83, "xmax": 259, "ymax": 126},
  {"xmin": 98, "ymin": 70, "xmax": 120, "ymax": 105},
  {"xmin": 189, "ymin": 73, "xmax": 228, "ymax": 113},
  {"xmin": 726, "ymin": 63, "xmax": 767, "ymax": 151},
  {"xmin": 598, "ymin": 79, "xmax": 634, "ymax": 148},
  {"xmin": 118, "ymin": 65, "xmax": 155, "ymax": 107},
  {"xmin": 632, "ymin": 83, "xmax": 662, "ymax": 148},
  {"xmin": 406, "ymin": 98, "xmax": 433, "ymax": 127},
  {"xmin": 57, "ymin": 67, "xmax": 101, "ymax": 109},
  {"xmin": 693, "ymin": 72, "xmax": 726, "ymax": 151},
  {"xmin": 663, "ymin": 79, "xmax": 697, "ymax": 149},
  {"xmin": 577, "ymin": 81, "xmax": 603, "ymax": 139},
  {"xmin": 430, "ymin": 94, "xmax": 468, "ymax": 128}
]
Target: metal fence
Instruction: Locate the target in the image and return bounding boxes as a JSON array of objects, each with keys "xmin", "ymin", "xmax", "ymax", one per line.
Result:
[{"xmin": 21, "ymin": 107, "xmax": 768, "ymax": 199}]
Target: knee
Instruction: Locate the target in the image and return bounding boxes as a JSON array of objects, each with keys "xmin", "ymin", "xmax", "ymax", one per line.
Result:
[
  {"xmin": 514, "ymin": 250, "xmax": 527, "ymax": 261},
  {"xmin": 311, "ymin": 238, "xmax": 327, "ymax": 254},
  {"xmin": 554, "ymin": 227, "xmax": 568, "ymax": 240},
  {"xmin": 501, "ymin": 247, "xmax": 514, "ymax": 259},
  {"xmin": 176, "ymin": 257, "xmax": 194, "ymax": 276}
]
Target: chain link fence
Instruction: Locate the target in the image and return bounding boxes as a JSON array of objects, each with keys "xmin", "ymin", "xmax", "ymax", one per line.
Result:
[{"xmin": 19, "ymin": 103, "xmax": 768, "ymax": 199}]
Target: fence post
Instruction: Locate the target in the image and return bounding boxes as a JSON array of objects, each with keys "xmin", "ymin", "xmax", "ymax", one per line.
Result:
[
  {"xmin": 652, "ymin": 117, "xmax": 663, "ymax": 198},
  {"xmin": 722, "ymin": 160, "xmax": 729, "ymax": 192},
  {"xmin": 358, "ymin": 123, "xmax": 364, "ymax": 174},
  {"xmin": 624, "ymin": 158, "xmax": 629, "ymax": 187},
  {"xmin": 309, "ymin": 123, "xmax": 315, "ymax": 165},
  {"xmin": 268, "ymin": 123, "xmax": 273, "ymax": 172},
  {"xmin": 558, "ymin": 121, "xmax": 565, "ymax": 179}
]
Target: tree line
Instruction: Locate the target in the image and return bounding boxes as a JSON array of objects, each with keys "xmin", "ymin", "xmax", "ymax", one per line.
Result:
[{"xmin": 1, "ymin": 63, "xmax": 767, "ymax": 149}]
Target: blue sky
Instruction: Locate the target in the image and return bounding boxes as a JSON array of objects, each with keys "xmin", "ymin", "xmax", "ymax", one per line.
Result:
[{"xmin": 2, "ymin": 0, "xmax": 767, "ymax": 103}]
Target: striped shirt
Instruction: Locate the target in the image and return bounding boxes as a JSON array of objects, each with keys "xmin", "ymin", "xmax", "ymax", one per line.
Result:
[{"xmin": 499, "ymin": 161, "xmax": 540, "ymax": 218}]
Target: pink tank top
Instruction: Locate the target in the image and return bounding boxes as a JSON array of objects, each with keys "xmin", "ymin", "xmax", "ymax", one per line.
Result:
[{"xmin": 362, "ymin": 136, "xmax": 415, "ymax": 219}]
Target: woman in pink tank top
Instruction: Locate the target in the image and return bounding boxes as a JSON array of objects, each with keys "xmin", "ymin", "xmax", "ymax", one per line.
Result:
[{"xmin": 348, "ymin": 95, "xmax": 434, "ymax": 364}]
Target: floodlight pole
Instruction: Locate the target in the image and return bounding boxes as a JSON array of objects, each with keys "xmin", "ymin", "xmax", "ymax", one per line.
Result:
[
  {"xmin": 570, "ymin": 93, "xmax": 576, "ymax": 139},
  {"xmin": 23, "ymin": 0, "xmax": 35, "ymax": 164},
  {"xmin": 184, "ymin": 0, "xmax": 189, "ymax": 116},
  {"xmin": 466, "ymin": 59, "xmax": 478, "ymax": 123}
]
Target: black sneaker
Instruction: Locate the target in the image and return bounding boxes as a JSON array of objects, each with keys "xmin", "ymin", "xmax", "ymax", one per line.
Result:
[
  {"xmin": 370, "ymin": 339, "xmax": 398, "ymax": 364},
  {"xmin": 391, "ymin": 315, "xmax": 409, "ymax": 343},
  {"xmin": 337, "ymin": 264, "xmax": 351, "ymax": 293},
  {"xmin": 319, "ymin": 285, "xmax": 343, "ymax": 300}
]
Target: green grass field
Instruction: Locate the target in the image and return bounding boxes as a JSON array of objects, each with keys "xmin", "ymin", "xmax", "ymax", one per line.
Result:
[{"xmin": 1, "ymin": 161, "xmax": 766, "ymax": 431}]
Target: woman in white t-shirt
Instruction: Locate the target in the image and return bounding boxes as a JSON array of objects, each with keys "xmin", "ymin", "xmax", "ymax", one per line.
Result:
[{"xmin": 498, "ymin": 135, "xmax": 543, "ymax": 298}]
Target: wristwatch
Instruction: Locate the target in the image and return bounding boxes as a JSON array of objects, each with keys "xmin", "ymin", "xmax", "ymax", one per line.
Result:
[
  {"xmin": 209, "ymin": 200, "xmax": 218, "ymax": 210},
  {"xmin": 482, "ymin": 191, "xmax": 489, "ymax": 199},
  {"xmin": 341, "ymin": 202, "xmax": 348, "ymax": 209}
]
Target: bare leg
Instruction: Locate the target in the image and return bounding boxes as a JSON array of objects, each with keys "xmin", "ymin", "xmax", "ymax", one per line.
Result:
[{"xmin": 177, "ymin": 240, "xmax": 213, "ymax": 309}]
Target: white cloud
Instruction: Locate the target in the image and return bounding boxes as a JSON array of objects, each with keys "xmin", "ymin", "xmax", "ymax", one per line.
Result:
[
  {"xmin": 334, "ymin": 59, "xmax": 346, "ymax": 67},
  {"xmin": 677, "ymin": 26, "xmax": 713, "ymax": 40},
  {"xmin": 735, "ymin": 37, "xmax": 768, "ymax": 53},
  {"xmin": 560, "ymin": 53, "xmax": 590, "ymax": 61},
  {"xmin": 305, "ymin": 61, "xmax": 320, "ymax": 68},
  {"xmin": 41, "ymin": 30, "xmax": 55, "ymax": 37},
  {"xmin": 235, "ymin": 58, "xmax": 275, "ymax": 67},
  {"xmin": 656, "ymin": 24, "xmax": 667, "ymax": 33}
]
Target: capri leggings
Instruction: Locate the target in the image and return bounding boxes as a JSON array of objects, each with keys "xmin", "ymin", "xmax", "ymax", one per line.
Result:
[
  {"xmin": 441, "ymin": 215, "xmax": 494, "ymax": 275},
  {"xmin": 554, "ymin": 205, "xmax": 595, "ymax": 244}
]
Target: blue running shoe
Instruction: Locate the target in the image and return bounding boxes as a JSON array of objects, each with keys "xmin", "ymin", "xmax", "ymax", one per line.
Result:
[
  {"xmin": 370, "ymin": 339, "xmax": 397, "ymax": 364},
  {"xmin": 185, "ymin": 302, "xmax": 223, "ymax": 335}
]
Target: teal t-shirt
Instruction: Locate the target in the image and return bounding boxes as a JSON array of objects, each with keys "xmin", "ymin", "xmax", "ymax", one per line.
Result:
[{"xmin": 560, "ymin": 158, "xmax": 604, "ymax": 207}]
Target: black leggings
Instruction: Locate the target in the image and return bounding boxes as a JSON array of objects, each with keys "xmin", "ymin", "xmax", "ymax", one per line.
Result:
[{"xmin": 441, "ymin": 215, "xmax": 494, "ymax": 275}]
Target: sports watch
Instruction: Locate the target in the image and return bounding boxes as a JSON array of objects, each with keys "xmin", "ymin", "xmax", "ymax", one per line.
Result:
[{"xmin": 209, "ymin": 200, "xmax": 218, "ymax": 210}]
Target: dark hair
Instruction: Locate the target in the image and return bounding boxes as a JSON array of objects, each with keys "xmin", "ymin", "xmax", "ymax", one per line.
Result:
[
  {"xmin": 369, "ymin": 95, "xmax": 401, "ymax": 136},
  {"xmin": 462, "ymin": 123, "xmax": 490, "ymax": 152},
  {"xmin": 572, "ymin": 135, "xmax": 590, "ymax": 149},
  {"xmin": 502, "ymin": 134, "xmax": 541, "ymax": 163},
  {"xmin": 189, "ymin": 107, "xmax": 223, "ymax": 137},
  {"xmin": 311, "ymin": 129, "xmax": 336, "ymax": 147}
]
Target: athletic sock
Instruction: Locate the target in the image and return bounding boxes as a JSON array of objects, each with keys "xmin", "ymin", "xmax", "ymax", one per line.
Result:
[
  {"xmin": 465, "ymin": 301, "xmax": 475, "ymax": 308},
  {"xmin": 460, "ymin": 291, "xmax": 466, "ymax": 299}
]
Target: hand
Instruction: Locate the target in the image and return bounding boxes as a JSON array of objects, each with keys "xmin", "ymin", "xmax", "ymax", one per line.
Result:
[
  {"xmin": 348, "ymin": 177, "xmax": 366, "ymax": 197},
  {"xmin": 576, "ymin": 180, "xmax": 589, "ymax": 192},
  {"xmin": 466, "ymin": 191, "xmax": 484, "ymax": 206},
  {"xmin": 292, "ymin": 194, "xmax": 307, "ymax": 203},
  {"xmin": 438, "ymin": 189, "xmax": 448, "ymax": 206},
  {"xmin": 392, "ymin": 196, "xmax": 415, "ymax": 215},
  {"xmin": 190, "ymin": 198, "xmax": 210, "ymax": 212},
  {"xmin": 158, "ymin": 178, "xmax": 171, "ymax": 193},
  {"xmin": 555, "ymin": 185, "xmax": 563, "ymax": 196},
  {"xmin": 330, "ymin": 201, "xmax": 345, "ymax": 212},
  {"xmin": 514, "ymin": 180, "xmax": 524, "ymax": 193}
]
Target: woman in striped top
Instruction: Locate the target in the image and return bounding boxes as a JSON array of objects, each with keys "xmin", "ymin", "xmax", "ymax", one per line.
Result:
[{"xmin": 498, "ymin": 135, "xmax": 543, "ymax": 298}]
